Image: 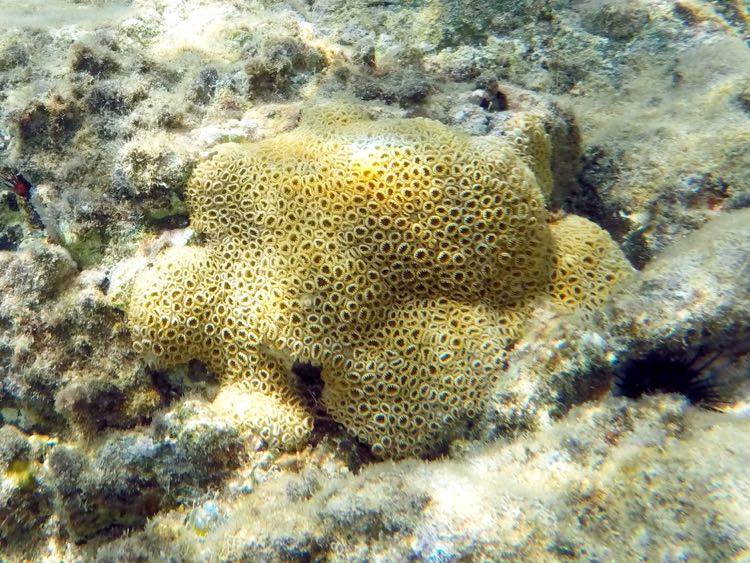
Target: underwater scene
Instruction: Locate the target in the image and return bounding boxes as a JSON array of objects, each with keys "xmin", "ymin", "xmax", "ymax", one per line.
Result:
[{"xmin": 0, "ymin": 0, "xmax": 749, "ymax": 560}]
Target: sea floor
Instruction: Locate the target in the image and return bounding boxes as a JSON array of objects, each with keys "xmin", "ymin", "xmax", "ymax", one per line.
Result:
[{"xmin": 0, "ymin": 0, "xmax": 749, "ymax": 560}]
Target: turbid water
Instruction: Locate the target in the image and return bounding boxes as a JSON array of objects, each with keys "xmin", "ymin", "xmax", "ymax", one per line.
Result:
[{"xmin": 0, "ymin": 0, "xmax": 748, "ymax": 560}]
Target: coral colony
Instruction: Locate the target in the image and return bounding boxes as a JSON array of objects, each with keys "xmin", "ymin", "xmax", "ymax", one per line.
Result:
[{"xmin": 128, "ymin": 102, "xmax": 632, "ymax": 458}]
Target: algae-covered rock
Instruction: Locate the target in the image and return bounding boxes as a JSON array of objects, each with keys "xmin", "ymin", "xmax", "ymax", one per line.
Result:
[
  {"xmin": 94, "ymin": 395, "xmax": 750, "ymax": 561},
  {"xmin": 0, "ymin": 240, "xmax": 152, "ymax": 437},
  {"xmin": 610, "ymin": 207, "xmax": 750, "ymax": 354},
  {"xmin": 45, "ymin": 399, "xmax": 244, "ymax": 542},
  {"xmin": 569, "ymin": 37, "xmax": 750, "ymax": 266},
  {"xmin": 578, "ymin": 0, "xmax": 652, "ymax": 41},
  {"xmin": 0, "ymin": 426, "xmax": 53, "ymax": 557}
]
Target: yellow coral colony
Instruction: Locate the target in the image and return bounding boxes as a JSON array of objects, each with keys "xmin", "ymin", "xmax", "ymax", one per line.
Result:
[{"xmin": 128, "ymin": 102, "xmax": 633, "ymax": 458}]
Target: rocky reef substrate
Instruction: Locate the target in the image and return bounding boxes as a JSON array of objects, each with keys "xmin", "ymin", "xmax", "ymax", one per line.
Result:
[{"xmin": 0, "ymin": 0, "xmax": 748, "ymax": 560}]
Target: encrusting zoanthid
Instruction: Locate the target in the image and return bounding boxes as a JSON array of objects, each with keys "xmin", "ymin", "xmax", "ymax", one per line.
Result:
[{"xmin": 128, "ymin": 101, "xmax": 633, "ymax": 459}]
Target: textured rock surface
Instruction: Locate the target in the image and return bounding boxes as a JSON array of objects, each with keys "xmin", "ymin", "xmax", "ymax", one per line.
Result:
[
  {"xmin": 569, "ymin": 36, "xmax": 750, "ymax": 267},
  {"xmin": 609, "ymin": 207, "xmax": 750, "ymax": 358},
  {"xmin": 95, "ymin": 396, "xmax": 750, "ymax": 562}
]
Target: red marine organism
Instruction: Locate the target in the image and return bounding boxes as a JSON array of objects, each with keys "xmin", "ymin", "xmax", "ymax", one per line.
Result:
[{"xmin": 2, "ymin": 168, "xmax": 45, "ymax": 230}]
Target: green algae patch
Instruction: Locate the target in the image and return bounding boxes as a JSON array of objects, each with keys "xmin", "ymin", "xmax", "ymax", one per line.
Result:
[
  {"xmin": 5, "ymin": 459, "xmax": 36, "ymax": 491},
  {"xmin": 59, "ymin": 227, "xmax": 106, "ymax": 268}
]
